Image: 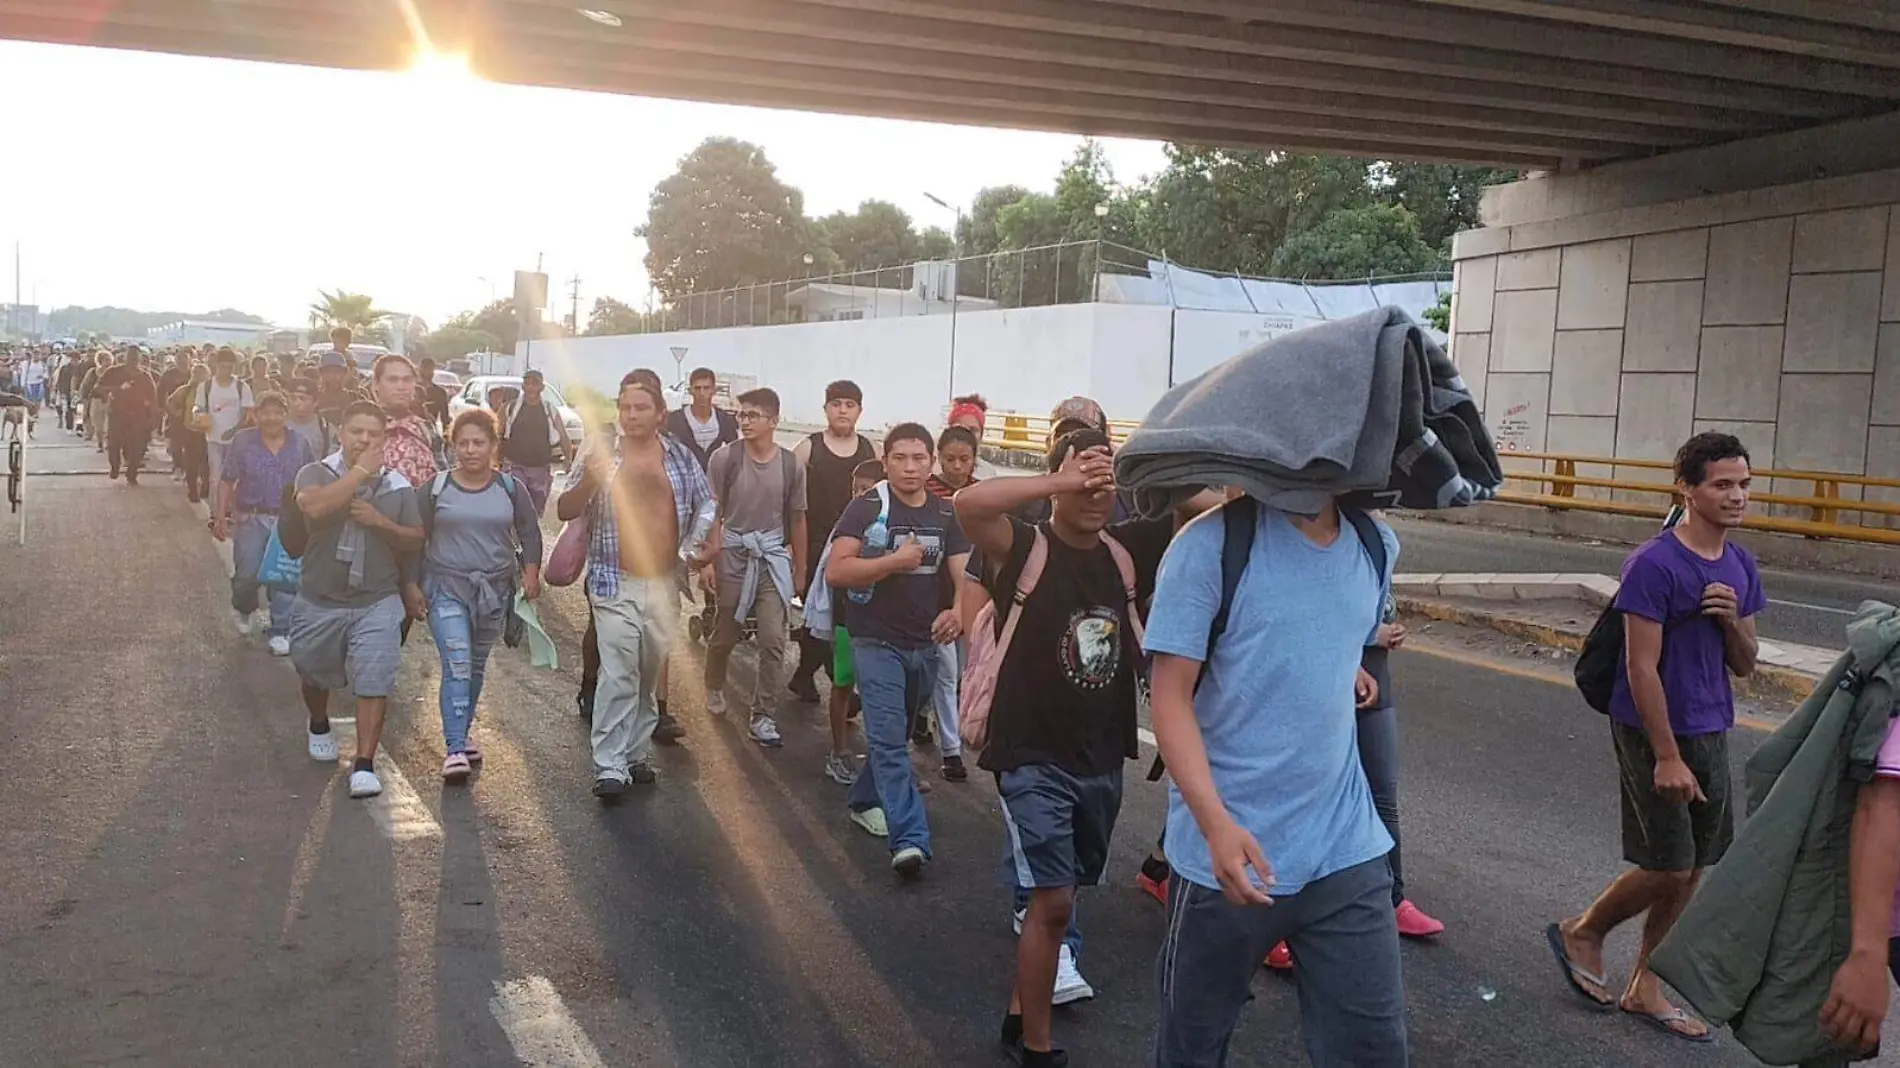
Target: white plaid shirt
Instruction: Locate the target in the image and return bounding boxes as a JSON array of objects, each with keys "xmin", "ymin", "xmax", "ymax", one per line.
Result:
[{"xmin": 562, "ymin": 432, "xmax": 713, "ymax": 600}]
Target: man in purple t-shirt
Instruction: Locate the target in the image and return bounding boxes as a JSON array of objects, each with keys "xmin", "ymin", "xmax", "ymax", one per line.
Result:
[{"xmin": 1550, "ymin": 432, "xmax": 1763, "ymax": 1043}]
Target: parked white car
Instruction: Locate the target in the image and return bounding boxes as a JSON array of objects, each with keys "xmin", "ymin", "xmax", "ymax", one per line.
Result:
[{"xmin": 448, "ymin": 375, "xmax": 588, "ymax": 447}]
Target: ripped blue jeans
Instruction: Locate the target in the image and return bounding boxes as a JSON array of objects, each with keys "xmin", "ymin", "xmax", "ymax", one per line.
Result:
[{"xmin": 428, "ymin": 588, "xmax": 506, "ymax": 754}]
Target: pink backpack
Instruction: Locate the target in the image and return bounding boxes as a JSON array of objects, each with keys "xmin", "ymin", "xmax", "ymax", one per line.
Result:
[{"xmin": 958, "ymin": 528, "xmax": 1145, "ymax": 751}]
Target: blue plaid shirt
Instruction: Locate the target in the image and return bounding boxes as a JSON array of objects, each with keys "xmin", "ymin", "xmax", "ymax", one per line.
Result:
[
  {"xmin": 562, "ymin": 432, "xmax": 713, "ymax": 600},
  {"xmin": 220, "ymin": 426, "xmax": 315, "ymax": 514}
]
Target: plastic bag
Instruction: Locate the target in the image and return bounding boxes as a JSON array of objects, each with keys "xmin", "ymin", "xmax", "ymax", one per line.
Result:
[{"xmin": 257, "ymin": 524, "xmax": 302, "ymax": 588}]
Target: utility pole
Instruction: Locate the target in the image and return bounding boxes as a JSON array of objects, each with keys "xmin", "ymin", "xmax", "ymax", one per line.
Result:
[{"xmin": 567, "ymin": 274, "xmax": 583, "ymax": 336}]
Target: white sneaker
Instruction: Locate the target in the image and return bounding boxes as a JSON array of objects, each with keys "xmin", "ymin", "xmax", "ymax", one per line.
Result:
[
  {"xmin": 749, "ymin": 713, "xmax": 783, "ymax": 748},
  {"xmin": 706, "ymin": 691, "xmax": 728, "ymax": 717},
  {"xmin": 268, "ymin": 635, "xmax": 291, "ymax": 657},
  {"xmin": 1013, "ymin": 908, "xmax": 1026, "ymax": 935},
  {"xmin": 348, "ymin": 769, "xmax": 383, "ymax": 799},
  {"xmin": 307, "ymin": 730, "xmax": 338, "ymax": 762},
  {"xmin": 891, "ymin": 846, "xmax": 927, "ymax": 877},
  {"xmin": 1052, "ymin": 945, "xmax": 1095, "ymax": 1005},
  {"xmin": 848, "ymin": 806, "xmax": 888, "ymax": 838},
  {"xmin": 231, "ymin": 609, "xmax": 252, "ymax": 636}
]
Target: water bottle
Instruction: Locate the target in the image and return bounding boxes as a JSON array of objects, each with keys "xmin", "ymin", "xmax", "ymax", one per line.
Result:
[
  {"xmin": 848, "ymin": 513, "xmax": 889, "ymax": 606},
  {"xmin": 680, "ymin": 497, "xmax": 717, "ymax": 565}
]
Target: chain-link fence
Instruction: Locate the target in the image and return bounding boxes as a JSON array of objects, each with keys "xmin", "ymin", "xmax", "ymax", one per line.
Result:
[{"xmin": 631, "ymin": 240, "xmax": 1449, "ymax": 333}]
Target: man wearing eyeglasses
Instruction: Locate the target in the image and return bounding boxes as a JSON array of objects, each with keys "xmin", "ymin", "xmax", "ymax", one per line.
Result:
[{"xmin": 703, "ymin": 388, "xmax": 808, "ymax": 748}]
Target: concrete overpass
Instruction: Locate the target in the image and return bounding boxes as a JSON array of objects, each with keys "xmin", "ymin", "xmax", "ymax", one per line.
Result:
[
  {"xmin": 4, "ymin": 1, "xmax": 1900, "ymax": 170},
  {"xmin": 3, "ymin": 0, "xmax": 1897, "ymax": 495}
]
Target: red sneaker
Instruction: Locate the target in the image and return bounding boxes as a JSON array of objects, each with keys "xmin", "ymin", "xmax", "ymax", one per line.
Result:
[
  {"xmin": 1264, "ymin": 942, "xmax": 1293, "ymax": 971},
  {"xmin": 1136, "ymin": 870, "xmax": 1169, "ymax": 906},
  {"xmin": 1395, "ymin": 899, "xmax": 1445, "ymax": 938}
]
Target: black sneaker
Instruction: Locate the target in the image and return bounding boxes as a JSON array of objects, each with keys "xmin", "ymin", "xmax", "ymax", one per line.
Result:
[
  {"xmin": 788, "ymin": 674, "xmax": 820, "ymax": 703},
  {"xmin": 628, "ymin": 762, "xmax": 657, "ymax": 785},
  {"xmin": 941, "ymin": 755, "xmax": 968, "ymax": 782},
  {"xmin": 1001, "ymin": 1035, "xmax": 1069, "ymax": 1068},
  {"xmin": 577, "ymin": 684, "xmax": 595, "ymax": 721},
  {"xmin": 591, "ymin": 776, "xmax": 627, "ymax": 801},
  {"xmin": 653, "ymin": 712, "xmax": 685, "ymax": 744}
]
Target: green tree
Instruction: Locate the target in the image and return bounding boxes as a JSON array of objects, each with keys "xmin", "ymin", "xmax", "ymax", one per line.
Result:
[
  {"xmin": 1267, "ymin": 203, "xmax": 1440, "ymax": 279},
  {"xmin": 1379, "ymin": 164, "xmax": 1517, "ymax": 256},
  {"xmin": 957, "ymin": 184, "xmax": 1034, "ymax": 259},
  {"xmin": 637, "ymin": 137, "xmax": 817, "ymax": 302},
  {"xmin": 419, "ymin": 324, "xmax": 501, "ymax": 361},
  {"xmin": 815, "ymin": 199, "xmax": 919, "ymax": 274},
  {"xmin": 307, "ymin": 289, "xmax": 388, "ymax": 334},
  {"xmin": 1422, "ymin": 291, "xmax": 1452, "ymax": 332},
  {"xmin": 586, "ymin": 296, "xmax": 647, "ymax": 336},
  {"xmin": 917, "ymin": 226, "xmax": 956, "ymax": 260}
]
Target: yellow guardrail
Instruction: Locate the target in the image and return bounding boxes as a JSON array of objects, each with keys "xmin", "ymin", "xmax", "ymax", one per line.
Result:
[
  {"xmin": 983, "ymin": 412, "xmax": 1138, "ymax": 453},
  {"xmin": 1500, "ymin": 450, "xmax": 1900, "ymax": 545}
]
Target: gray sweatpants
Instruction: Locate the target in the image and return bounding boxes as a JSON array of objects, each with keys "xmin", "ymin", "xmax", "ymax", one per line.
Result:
[{"xmin": 1151, "ymin": 857, "xmax": 1407, "ymax": 1067}]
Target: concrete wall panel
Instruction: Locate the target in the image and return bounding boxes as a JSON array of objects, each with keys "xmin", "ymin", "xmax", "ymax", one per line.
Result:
[
  {"xmin": 1491, "ymin": 289, "xmax": 1558, "ymax": 372},
  {"xmin": 1696, "ymin": 326, "xmax": 1784, "ymax": 423},
  {"xmin": 1630, "ymin": 229, "xmax": 1709, "ymax": 283},
  {"xmin": 1496, "ymin": 248, "xmax": 1560, "ymax": 291},
  {"xmin": 1703, "ymin": 217, "xmax": 1794, "ymax": 327},
  {"xmin": 1556, "ymin": 239, "xmax": 1632, "ymax": 331},
  {"xmin": 1784, "ymin": 272, "xmax": 1882, "ymax": 372},
  {"xmin": 1485, "ymin": 372, "xmax": 1550, "ymax": 456},
  {"xmin": 1452, "ymin": 256, "xmax": 1496, "ymax": 335},
  {"xmin": 1778, "ymin": 373, "xmax": 1874, "ymax": 473},
  {"xmin": 1550, "ymin": 329, "xmax": 1623, "ymax": 416},
  {"xmin": 1624, "ymin": 280, "xmax": 1704, "ymax": 371},
  {"xmin": 1453, "ymin": 333, "xmax": 1491, "ymax": 410},
  {"xmin": 1876, "ymin": 325, "xmax": 1900, "ymax": 426},
  {"xmin": 1866, "ymin": 426, "xmax": 1900, "ymax": 529},
  {"xmin": 1615, "ymin": 373, "xmax": 1697, "ymax": 461},
  {"xmin": 1792, "ymin": 207, "xmax": 1890, "ymax": 274},
  {"xmin": 1885, "ymin": 209, "xmax": 1900, "ymax": 322}
]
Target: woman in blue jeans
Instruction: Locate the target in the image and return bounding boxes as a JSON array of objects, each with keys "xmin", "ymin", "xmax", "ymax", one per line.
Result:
[{"xmin": 408, "ymin": 409, "xmax": 543, "ymax": 783}]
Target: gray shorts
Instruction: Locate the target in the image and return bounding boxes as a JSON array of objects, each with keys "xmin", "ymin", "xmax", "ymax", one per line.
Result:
[
  {"xmin": 289, "ymin": 594, "xmax": 405, "ymax": 697},
  {"xmin": 998, "ymin": 763, "xmax": 1124, "ymax": 889},
  {"xmin": 1612, "ymin": 721, "xmax": 1735, "ymax": 872}
]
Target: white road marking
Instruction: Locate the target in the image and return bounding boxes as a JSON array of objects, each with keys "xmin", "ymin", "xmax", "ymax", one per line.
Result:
[
  {"xmin": 1767, "ymin": 598, "xmax": 1855, "ymax": 616},
  {"xmin": 1138, "ymin": 726, "xmax": 1157, "ymax": 748},
  {"xmin": 489, "ymin": 976, "xmax": 607, "ymax": 1068}
]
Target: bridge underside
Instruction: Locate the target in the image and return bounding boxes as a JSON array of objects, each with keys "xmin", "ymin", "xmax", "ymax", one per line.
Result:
[{"xmin": 5, "ymin": 0, "xmax": 1900, "ymax": 169}]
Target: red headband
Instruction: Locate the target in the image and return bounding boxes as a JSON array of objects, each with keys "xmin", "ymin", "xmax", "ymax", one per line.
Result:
[{"xmin": 948, "ymin": 401, "xmax": 987, "ymax": 431}]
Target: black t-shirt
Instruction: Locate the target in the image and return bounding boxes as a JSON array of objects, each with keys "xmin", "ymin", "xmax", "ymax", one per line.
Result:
[
  {"xmin": 421, "ymin": 383, "xmax": 451, "ymax": 428},
  {"xmin": 314, "ymin": 386, "xmax": 361, "ymax": 428},
  {"xmin": 833, "ymin": 487, "xmax": 970, "ymax": 649},
  {"xmin": 502, "ymin": 397, "xmax": 557, "ymax": 466},
  {"xmin": 977, "ymin": 516, "xmax": 1172, "ymax": 777}
]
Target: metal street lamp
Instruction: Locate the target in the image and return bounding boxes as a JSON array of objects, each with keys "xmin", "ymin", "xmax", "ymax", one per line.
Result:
[{"xmin": 923, "ymin": 191, "xmax": 963, "ymax": 403}]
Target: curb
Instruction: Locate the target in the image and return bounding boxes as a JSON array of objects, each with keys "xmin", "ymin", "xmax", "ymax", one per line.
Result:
[{"xmin": 1396, "ymin": 579, "xmax": 1828, "ymax": 707}]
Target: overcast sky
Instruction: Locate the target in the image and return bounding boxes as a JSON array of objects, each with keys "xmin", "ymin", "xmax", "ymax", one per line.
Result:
[{"xmin": 0, "ymin": 40, "xmax": 1168, "ymax": 330}]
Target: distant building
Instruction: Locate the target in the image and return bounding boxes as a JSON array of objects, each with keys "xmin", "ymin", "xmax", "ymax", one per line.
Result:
[
  {"xmin": 2, "ymin": 303, "xmax": 39, "ymax": 337},
  {"xmin": 786, "ymin": 282, "xmax": 997, "ymax": 322},
  {"xmin": 146, "ymin": 319, "xmax": 272, "ymax": 346}
]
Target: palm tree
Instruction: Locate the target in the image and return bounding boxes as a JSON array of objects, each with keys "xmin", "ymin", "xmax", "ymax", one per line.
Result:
[{"xmin": 307, "ymin": 289, "xmax": 389, "ymax": 335}]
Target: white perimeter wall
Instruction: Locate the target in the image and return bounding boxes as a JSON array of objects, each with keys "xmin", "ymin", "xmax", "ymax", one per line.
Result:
[{"xmin": 517, "ymin": 303, "xmax": 1302, "ymax": 430}]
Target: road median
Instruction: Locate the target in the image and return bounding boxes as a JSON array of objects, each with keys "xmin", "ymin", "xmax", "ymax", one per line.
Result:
[{"xmin": 1394, "ymin": 572, "xmax": 1834, "ymax": 706}]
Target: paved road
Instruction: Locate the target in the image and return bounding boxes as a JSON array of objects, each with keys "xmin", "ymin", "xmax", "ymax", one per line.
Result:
[
  {"xmin": 3, "ymin": 453, "xmax": 1892, "ymax": 1067},
  {"xmin": 1388, "ymin": 516, "xmax": 1898, "ymax": 651}
]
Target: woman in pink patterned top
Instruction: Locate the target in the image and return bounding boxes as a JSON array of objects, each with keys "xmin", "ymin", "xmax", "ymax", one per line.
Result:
[
  {"xmin": 1819, "ymin": 717, "xmax": 1900, "ymax": 1053},
  {"xmin": 369, "ymin": 354, "xmax": 440, "ymax": 488}
]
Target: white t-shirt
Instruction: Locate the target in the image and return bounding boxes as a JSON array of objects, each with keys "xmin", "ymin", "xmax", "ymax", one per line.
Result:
[
  {"xmin": 21, "ymin": 360, "xmax": 46, "ymax": 387},
  {"xmin": 684, "ymin": 407, "xmax": 722, "ymax": 451},
  {"xmin": 202, "ymin": 378, "xmax": 251, "ymax": 441}
]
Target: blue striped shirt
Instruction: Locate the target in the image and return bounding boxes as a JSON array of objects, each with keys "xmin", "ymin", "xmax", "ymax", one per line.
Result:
[
  {"xmin": 561, "ymin": 432, "xmax": 713, "ymax": 600},
  {"xmin": 220, "ymin": 427, "xmax": 315, "ymax": 514}
]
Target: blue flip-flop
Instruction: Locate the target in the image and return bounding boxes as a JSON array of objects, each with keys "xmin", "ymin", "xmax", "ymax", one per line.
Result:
[
  {"xmin": 1544, "ymin": 923, "xmax": 1614, "ymax": 1012},
  {"xmin": 1624, "ymin": 1006, "xmax": 1715, "ymax": 1044}
]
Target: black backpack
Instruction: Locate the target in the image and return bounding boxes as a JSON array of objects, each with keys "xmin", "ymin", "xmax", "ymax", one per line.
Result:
[
  {"xmin": 1574, "ymin": 604, "xmax": 1625, "ymax": 714},
  {"xmin": 1148, "ymin": 496, "xmax": 1389, "ymax": 780}
]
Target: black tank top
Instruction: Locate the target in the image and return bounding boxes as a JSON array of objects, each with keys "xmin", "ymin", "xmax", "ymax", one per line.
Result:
[{"xmin": 805, "ymin": 431, "xmax": 874, "ymax": 549}]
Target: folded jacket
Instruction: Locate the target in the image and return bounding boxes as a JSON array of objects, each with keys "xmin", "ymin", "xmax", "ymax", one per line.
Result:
[{"xmin": 1117, "ymin": 306, "xmax": 1500, "ymax": 517}]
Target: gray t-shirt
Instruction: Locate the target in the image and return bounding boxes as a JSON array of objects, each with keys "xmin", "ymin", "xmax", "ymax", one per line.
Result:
[
  {"xmin": 424, "ymin": 476, "xmax": 519, "ymax": 579},
  {"xmin": 286, "ymin": 417, "xmax": 329, "ymax": 459},
  {"xmin": 293, "ymin": 461, "xmax": 422, "ymax": 607},
  {"xmin": 707, "ymin": 443, "xmax": 807, "ymax": 537}
]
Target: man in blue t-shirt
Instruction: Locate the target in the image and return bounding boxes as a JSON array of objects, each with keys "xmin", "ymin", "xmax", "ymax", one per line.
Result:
[
  {"xmin": 1143, "ymin": 494, "xmax": 1403, "ymax": 1066},
  {"xmin": 1550, "ymin": 432, "xmax": 1763, "ymax": 1043},
  {"xmin": 826, "ymin": 422, "xmax": 971, "ymax": 879}
]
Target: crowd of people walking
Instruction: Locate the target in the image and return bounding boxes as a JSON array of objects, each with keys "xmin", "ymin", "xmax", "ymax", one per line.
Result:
[{"xmin": 12, "ymin": 327, "xmax": 1899, "ymax": 1068}]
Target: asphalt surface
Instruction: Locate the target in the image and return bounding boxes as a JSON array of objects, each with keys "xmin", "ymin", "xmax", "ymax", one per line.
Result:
[
  {"xmin": 1387, "ymin": 516, "xmax": 1899, "ymax": 651},
  {"xmin": 3, "ymin": 438, "xmax": 1895, "ymax": 1067}
]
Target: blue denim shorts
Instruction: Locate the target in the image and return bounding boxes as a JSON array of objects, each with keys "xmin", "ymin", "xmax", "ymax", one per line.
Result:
[{"xmin": 997, "ymin": 762, "xmax": 1124, "ymax": 889}]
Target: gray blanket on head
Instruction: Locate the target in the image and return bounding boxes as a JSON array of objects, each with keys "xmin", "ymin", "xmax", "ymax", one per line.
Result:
[{"xmin": 1115, "ymin": 306, "xmax": 1501, "ymax": 517}]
